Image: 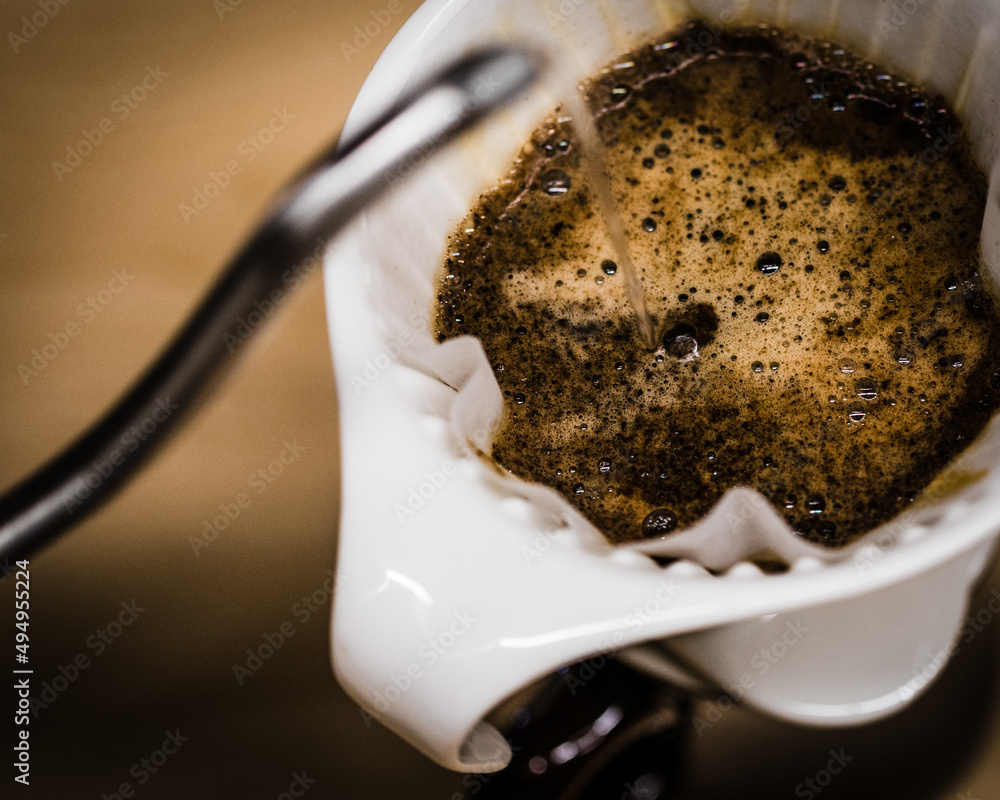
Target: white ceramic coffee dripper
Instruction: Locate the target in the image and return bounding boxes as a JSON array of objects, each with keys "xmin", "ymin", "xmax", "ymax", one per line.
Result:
[{"xmin": 325, "ymin": 0, "xmax": 1000, "ymax": 773}]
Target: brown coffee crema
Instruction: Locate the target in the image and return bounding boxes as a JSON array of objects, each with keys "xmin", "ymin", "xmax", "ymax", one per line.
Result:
[{"xmin": 434, "ymin": 22, "xmax": 1000, "ymax": 547}]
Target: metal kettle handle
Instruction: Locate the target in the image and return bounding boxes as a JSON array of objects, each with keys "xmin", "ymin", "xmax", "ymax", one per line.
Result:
[{"xmin": 0, "ymin": 46, "xmax": 542, "ymax": 561}]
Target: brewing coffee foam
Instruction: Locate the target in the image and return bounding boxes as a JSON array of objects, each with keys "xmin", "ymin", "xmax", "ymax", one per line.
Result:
[{"xmin": 435, "ymin": 23, "xmax": 1000, "ymax": 547}]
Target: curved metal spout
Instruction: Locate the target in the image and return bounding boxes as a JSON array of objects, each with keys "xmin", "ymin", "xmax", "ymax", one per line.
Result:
[{"xmin": 0, "ymin": 46, "xmax": 543, "ymax": 560}]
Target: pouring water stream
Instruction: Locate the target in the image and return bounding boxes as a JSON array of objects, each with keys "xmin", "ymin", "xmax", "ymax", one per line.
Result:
[{"xmin": 564, "ymin": 88, "xmax": 660, "ymax": 350}]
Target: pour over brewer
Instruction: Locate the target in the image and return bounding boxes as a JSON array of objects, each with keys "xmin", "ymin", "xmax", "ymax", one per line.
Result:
[{"xmin": 326, "ymin": 0, "xmax": 1000, "ymax": 774}]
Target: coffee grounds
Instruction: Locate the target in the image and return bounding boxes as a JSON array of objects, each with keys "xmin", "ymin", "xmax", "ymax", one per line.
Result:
[{"xmin": 435, "ymin": 22, "xmax": 1000, "ymax": 547}]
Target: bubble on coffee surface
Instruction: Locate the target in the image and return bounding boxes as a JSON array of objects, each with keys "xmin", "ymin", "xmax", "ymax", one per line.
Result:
[
  {"xmin": 435, "ymin": 22, "xmax": 999, "ymax": 547},
  {"xmin": 756, "ymin": 251, "xmax": 783, "ymax": 275},
  {"xmin": 540, "ymin": 169, "xmax": 571, "ymax": 196},
  {"xmin": 642, "ymin": 508, "xmax": 678, "ymax": 537},
  {"xmin": 894, "ymin": 348, "xmax": 915, "ymax": 366}
]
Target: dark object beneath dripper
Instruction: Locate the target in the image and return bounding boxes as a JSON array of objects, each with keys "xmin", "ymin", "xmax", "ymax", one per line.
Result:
[{"xmin": 474, "ymin": 659, "xmax": 688, "ymax": 800}]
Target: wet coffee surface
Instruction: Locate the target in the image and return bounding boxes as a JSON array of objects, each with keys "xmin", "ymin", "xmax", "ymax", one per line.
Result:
[{"xmin": 435, "ymin": 23, "xmax": 1000, "ymax": 547}]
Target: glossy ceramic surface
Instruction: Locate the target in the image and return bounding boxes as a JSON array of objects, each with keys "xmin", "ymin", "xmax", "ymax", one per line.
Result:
[{"xmin": 325, "ymin": 0, "xmax": 1000, "ymax": 772}]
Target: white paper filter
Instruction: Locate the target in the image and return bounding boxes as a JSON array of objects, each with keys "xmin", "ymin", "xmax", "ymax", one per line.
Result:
[
  {"xmin": 327, "ymin": 0, "xmax": 1000, "ymax": 773},
  {"xmin": 357, "ymin": 0, "xmax": 1000, "ymax": 567}
]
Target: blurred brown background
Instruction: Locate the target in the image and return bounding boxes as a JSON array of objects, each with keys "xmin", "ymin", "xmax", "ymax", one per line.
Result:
[{"xmin": 3, "ymin": 0, "xmax": 1000, "ymax": 797}]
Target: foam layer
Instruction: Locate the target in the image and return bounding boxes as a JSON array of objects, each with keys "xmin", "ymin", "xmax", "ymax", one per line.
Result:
[{"xmin": 435, "ymin": 23, "xmax": 1000, "ymax": 547}]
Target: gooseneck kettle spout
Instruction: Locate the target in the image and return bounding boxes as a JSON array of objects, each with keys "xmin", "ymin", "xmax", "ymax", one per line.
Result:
[{"xmin": 0, "ymin": 46, "xmax": 543, "ymax": 561}]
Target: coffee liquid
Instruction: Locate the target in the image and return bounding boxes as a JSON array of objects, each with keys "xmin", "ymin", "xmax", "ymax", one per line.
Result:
[{"xmin": 435, "ymin": 23, "xmax": 1000, "ymax": 547}]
